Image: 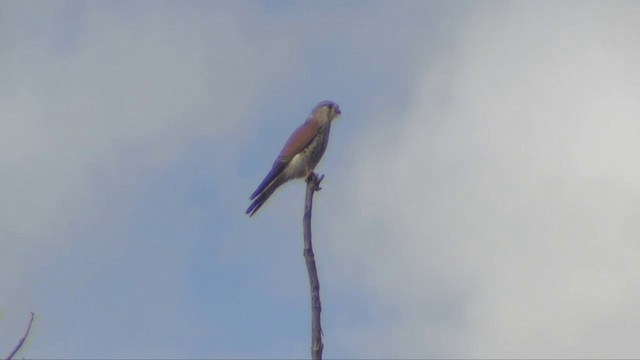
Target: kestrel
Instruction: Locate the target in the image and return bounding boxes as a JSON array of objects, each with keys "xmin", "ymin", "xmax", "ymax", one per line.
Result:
[{"xmin": 246, "ymin": 100, "xmax": 341, "ymax": 216}]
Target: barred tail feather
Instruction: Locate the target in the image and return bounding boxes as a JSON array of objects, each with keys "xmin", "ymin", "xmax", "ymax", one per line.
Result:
[
  {"xmin": 250, "ymin": 161, "xmax": 286, "ymax": 200},
  {"xmin": 246, "ymin": 176, "xmax": 286, "ymax": 216}
]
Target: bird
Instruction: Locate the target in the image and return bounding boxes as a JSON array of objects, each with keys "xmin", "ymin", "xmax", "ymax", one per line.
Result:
[{"xmin": 246, "ymin": 100, "xmax": 341, "ymax": 216}]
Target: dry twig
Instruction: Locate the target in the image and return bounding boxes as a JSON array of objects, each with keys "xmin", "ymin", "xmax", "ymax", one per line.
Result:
[
  {"xmin": 5, "ymin": 312, "xmax": 34, "ymax": 360},
  {"xmin": 303, "ymin": 172, "xmax": 324, "ymax": 360}
]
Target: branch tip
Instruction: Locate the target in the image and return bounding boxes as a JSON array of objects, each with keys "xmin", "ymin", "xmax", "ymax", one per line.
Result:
[{"xmin": 6, "ymin": 312, "xmax": 35, "ymax": 360}]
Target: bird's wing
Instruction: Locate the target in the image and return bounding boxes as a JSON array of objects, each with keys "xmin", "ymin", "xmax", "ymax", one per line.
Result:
[
  {"xmin": 249, "ymin": 118, "xmax": 319, "ymax": 201},
  {"xmin": 278, "ymin": 117, "xmax": 320, "ymax": 161}
]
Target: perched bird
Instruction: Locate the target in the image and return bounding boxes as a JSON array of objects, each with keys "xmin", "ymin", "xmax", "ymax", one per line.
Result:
[{"xmin": 246, "ymin": 100, "xmax": 341, "ymax": 216}]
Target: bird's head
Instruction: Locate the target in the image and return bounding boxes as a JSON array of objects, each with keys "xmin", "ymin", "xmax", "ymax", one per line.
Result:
[{"xmin": 312, "ymin": 100, "xmax": 341, "ymax": 125}]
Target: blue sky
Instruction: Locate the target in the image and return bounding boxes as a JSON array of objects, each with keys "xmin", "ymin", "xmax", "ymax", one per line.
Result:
[{"xmin": 2, "ymin": 1, "xmax": 640, "ymax": 358}]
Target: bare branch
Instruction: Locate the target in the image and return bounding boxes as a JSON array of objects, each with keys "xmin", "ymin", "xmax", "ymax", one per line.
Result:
[
  {"xmin": 304, "ymin": 172, "xmax": 324, "ymax": 360},
  {"xmin": 5, "ymin": 312, "xmax": 34, "ymax": 360}
]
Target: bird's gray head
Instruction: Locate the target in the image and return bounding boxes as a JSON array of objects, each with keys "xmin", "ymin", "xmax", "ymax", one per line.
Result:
[{"xmin": 311, "ymin": 100, "xmax": 341, "ymax": 125}]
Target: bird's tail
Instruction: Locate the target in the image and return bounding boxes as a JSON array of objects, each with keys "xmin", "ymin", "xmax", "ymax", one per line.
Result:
[{"xmin": 246, "ymin": 176, "xmax": 286, "ymax": 216}]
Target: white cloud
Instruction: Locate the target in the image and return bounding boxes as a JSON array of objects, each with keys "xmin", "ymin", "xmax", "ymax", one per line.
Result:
[
  {"xmin": 326, "ymin": 2, "xmax": 640, "ymax": 358},
  {"xmin": 0, "ymin": 2, "xmax": 296, "ymax": 354}
]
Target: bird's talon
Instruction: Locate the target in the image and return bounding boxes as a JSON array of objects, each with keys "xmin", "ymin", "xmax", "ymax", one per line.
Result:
[{"xmin": 313, "ymin": 174, "xmax": 324, "ymax": 191}]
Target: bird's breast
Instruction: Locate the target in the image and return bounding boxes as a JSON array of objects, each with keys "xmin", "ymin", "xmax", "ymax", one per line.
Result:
[{"xmin": 284, "ymin": 124, "xmax": 331, "ymax": 179}]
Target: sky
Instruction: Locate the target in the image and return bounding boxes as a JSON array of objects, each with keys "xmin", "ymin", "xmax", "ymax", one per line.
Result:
[{"xmin": 1, "ymin": 0, "xmax": 640, "ymax": 358}]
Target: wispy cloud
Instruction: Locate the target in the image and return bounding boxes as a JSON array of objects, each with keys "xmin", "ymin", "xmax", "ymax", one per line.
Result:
[
  {"xmin": 324, "ymin": 2, "xmax": 640, "ymax": 358},
  {"xmin": 1, "ymin": 2, "xmax": 298, "ymax": 356}
]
